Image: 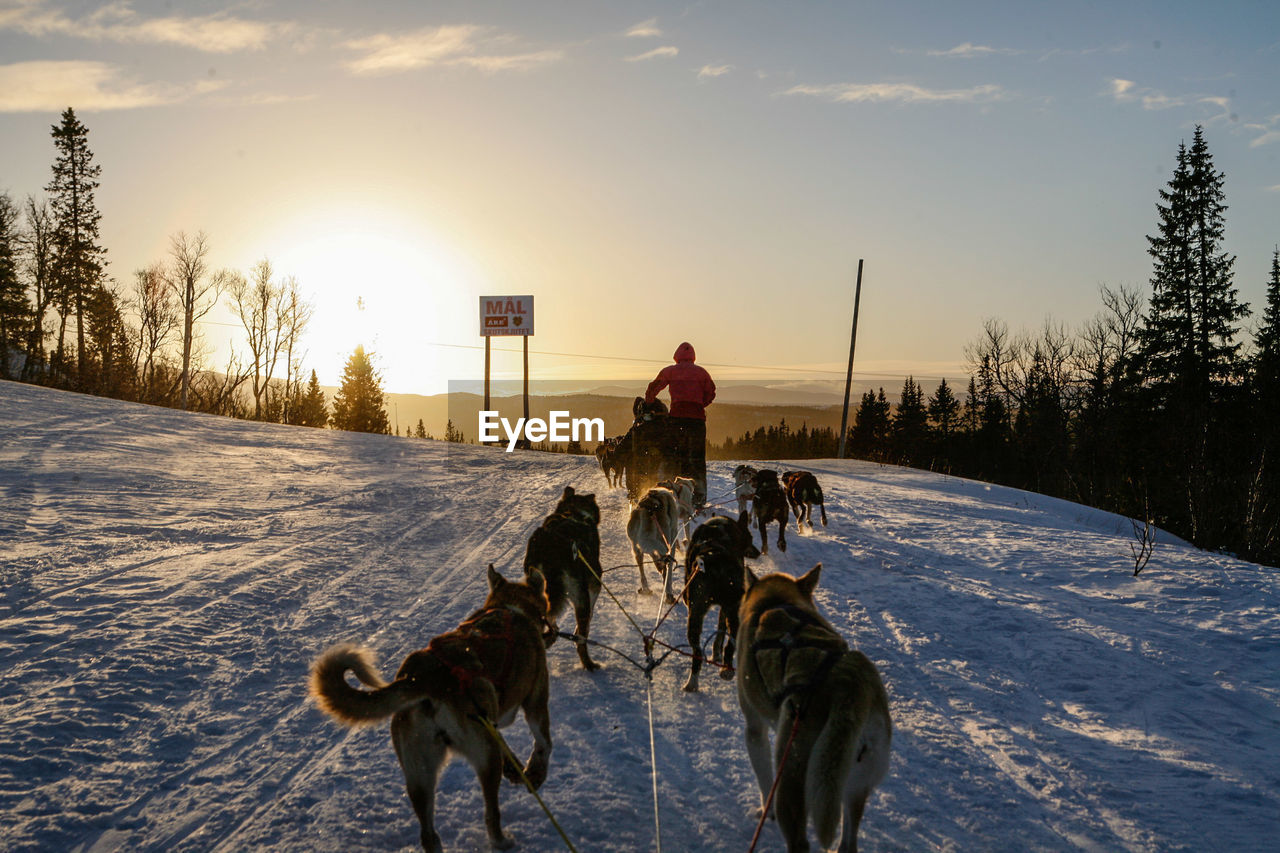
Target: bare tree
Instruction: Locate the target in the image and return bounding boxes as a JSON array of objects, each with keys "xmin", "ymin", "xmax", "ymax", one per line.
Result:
[
  {"xmin": 170, "ymin": 230, "xmax": 231, "ymax": 410},
  {"xmin": 229, "ymin": 258, "xmax": 287, "ymax": 420},
  {"xmin": 278, "ymin": 276, "xmax": 313, "ymax": 424},
  {"xmin": 1072, "ymin": 285, "xmax": 1146, "ymax": 406},
  {"xmin": 190, "ymin": 351, "xmax": 251, "ymax": 417},
  {"xmin": 966, "ymin": 317, "xmax": 1076, "ymax": 408},
  {"xmin": 1131, "ymin": 492, "xmax": 1156, "ymax": 576},
  {"xmin": 129, "ymin": 262, "xmax": 181, "ymax": 402},
  {"xmin": 19, "ymin": 197, "xmax": 56, "ymax": 381}
]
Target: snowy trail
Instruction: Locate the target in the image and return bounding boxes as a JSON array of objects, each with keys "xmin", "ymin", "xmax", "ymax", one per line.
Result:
[{"xmin": 2, "ymin": 379, "xmax": 1278, "ymax": 852}]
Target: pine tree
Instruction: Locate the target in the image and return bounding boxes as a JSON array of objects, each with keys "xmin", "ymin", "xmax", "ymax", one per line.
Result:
[
  {"xmin": 851, "ymin": 387, "xmax": 891, "ymax": 460},
  {"xmin": 293, "ymin": 369, "xmax": 329, "ymax": 427},
  {"xmin": 1255, "ymin": 249, "xmax": 1280, "ymax": 396},
  {"xmin": 1247, "ymin": 248, "xmax": 1280, "ymax": 561},
  {"xmin": 445, "ymin": 418, "xmax": 465, "ymax": 443},
  {"xmin": 1140, "ymin": 125, "xmax": 1247, "ymax": 408},
  {"xmin": 83, "ymin": 282, "xmax": 134, "ymax": 399},
  {"xmin": 46, "ymin": 108, "xmax": 107, "ymax": 389},
  {"xmin": 330, "ymin": 346, "xmax": 389, "ymax": 433},
  {"xmin": 927, "ymin": 378, "xmax": 960, "ymax": 437},
  {"xmin": 414, "ymin": 418, "xmax": 427, "ymax": 439},
  {"xmin": 961, "ymin": 376, "xmax": 981, "ymax": 434},
  {"xmin": 1139, "ymin": 126, "xmax": 1248, "ymax": 543},
  {"xmin": 892, "ymin": 376, "xmax": 928, "ymax": 464},
  {"xmin": 0, "ymin": 192, "xmax": 26, "ymax": 379}
]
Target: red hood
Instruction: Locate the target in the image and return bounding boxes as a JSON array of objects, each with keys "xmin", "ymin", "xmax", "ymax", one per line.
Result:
[{"xmin": 673, "ymin": 342, "xmax": 696, "ymax": 363}]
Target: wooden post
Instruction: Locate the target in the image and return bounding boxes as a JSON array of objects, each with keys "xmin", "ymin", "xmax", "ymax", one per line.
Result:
[
  {"xmin": 484, "ymin": 336, "xmax": 491, "ymax": 413},
  {"xmin": 522, "ymin": 334, "xmax": 530, "ymax": 447},
  {"xmin": 837, "ymin": 259, "xmax": 864, "ymax": 459}
]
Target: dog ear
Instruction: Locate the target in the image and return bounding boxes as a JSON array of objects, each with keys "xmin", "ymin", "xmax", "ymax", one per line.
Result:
[
  {"xmin": 563, "ymin": 486, "xmax": 575, "ymax": 499},
  {"xmin": 743, "ymin": 566, "xmax": 760, "ymax": 589},
  {"xmin": 488, "ymin": 563, "xmax": 505, "ymax": 590},
  {"xmin": 796, "ymin": 563, "xmax": 823, "ymax": 597},
  {"xmin": 526, "ymin": 568, "xmax": 546, "ymax": 597}
]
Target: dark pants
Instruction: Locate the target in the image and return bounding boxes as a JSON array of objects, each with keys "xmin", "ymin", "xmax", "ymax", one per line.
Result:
[{"xmin": 668, "ymin": 417, "xmax": 708, "ymax": 506}]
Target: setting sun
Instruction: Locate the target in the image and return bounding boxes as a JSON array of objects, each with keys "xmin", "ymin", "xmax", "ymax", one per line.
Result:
[{"xmin": 257, "ymin": 204, "xmax": 483, "ymax": 393}]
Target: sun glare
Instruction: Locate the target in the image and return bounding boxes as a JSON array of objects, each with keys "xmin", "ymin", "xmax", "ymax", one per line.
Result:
[{"xmin": 263, "ymin": 206, "xmax": 482, "ymax": 395}]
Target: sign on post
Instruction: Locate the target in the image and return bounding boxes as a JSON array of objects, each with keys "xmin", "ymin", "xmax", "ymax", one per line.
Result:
[{"xmin": 479, "ymin": 295, "xmax": 534, "ymax": 336}]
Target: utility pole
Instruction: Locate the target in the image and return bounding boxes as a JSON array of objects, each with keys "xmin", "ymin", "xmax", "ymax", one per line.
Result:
[{"xmin": 837, "ymin": 259, "xmax": 864, "ymax": 459}]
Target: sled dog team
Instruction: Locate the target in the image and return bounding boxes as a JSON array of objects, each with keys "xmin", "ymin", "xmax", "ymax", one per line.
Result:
[{"xmin": 311, "ymin": 472, "xmax": 891, "ymax": 853}]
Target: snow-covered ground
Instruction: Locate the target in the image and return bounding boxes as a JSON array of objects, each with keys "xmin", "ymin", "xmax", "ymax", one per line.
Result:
[{"xmin": 2, "ymin": 378, "xmax": 1277, "ymax": 853}]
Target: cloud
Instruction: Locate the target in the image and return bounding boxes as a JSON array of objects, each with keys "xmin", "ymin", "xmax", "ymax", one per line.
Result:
[
  {"xmin": 626, "ymin": 46, "xmax": 678, "ymax": 62},
  {"xmin": 1107, "ymin": 77, "xmax": 1233, "ymax": 121},
  {"xmin": 1245, "ymin": 115, "xmax": 1280, "ymax": 148},
  {"xmin": 1110, "ymin": 78, "xmax": 1136, "ymax": 99},
  {"xmin": 697, "ymin": 64, "xmax": 733, "ymax": 79},
  {"xmin": 343, "ymin": 25, "xmax": 563, "ymax": 75},
  {"xmin": 0, "ymin": 60, "xmax": 224, "ymax": 112},
  {"xmin": 784, "ymin": 81, "xmax": 1006, "ymax": 105},
  {"xmin": 0, "ymin": 0, "xmax": 282, "ymax": 53},
  {"xmin": 926, "ymin": 42, "xmax": 1023, "ymax": 58},
  {"xmin": 625, "ymin": 18, "xmax": 661, "ymax": 38},
  {"xmin": 903, "ymin": 41, "xmax": 1128, "ymax": 62}
]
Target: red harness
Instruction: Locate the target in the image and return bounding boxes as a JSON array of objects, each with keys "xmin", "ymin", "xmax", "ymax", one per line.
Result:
[{"xmin": 425, "ymin": 607, "xmax": 520, "ymax": 696}]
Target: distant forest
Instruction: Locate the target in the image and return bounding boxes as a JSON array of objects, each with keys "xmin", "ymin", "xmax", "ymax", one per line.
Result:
[
  {"xmin": 3, "ymin": 113, "xmax": 1278, "ymax": 564},
  {"xmin": 720, "ymin": 127, "xmax": 1280, "ymax": 568}
]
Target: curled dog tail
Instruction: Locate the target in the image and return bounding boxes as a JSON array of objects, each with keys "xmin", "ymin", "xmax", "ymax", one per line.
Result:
[{"xmin": 310, "ymin": 644, "xmax": 431, "ymax": 727}]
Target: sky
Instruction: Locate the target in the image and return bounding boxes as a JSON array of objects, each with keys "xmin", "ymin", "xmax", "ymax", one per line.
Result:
[{"xmin": 1, "ymin": 0, "xmax": 1278, "ymax": 395}]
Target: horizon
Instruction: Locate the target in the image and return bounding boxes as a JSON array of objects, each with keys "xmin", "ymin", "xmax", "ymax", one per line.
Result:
[{"xmin": 3, "ymin": 2, "xmax": 1279, "ymax": 395}]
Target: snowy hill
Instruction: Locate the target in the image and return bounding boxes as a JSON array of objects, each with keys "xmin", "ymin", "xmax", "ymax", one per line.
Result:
[{"xmin": 2, "ymin": 378, "xmax": 1277, "ymax": 853}]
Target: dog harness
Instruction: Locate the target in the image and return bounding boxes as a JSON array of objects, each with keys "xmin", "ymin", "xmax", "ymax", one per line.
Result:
[
  {"xmin": 749, "ymin": 603, "xmax": 844, "ymax": 708},
  {"xmin": 425, "ymin": 608, "xmax": 521, "ymax": 696}
]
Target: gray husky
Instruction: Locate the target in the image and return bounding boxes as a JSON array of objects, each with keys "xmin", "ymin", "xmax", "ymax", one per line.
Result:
[{"xmin": 736, "ymin": 564, "xmax": 892, "ymax": 852}]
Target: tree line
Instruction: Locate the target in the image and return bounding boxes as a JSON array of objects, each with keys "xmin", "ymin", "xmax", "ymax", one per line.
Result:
[
  {"xmin": 741, "ymin": 126, "xmax": 1277, "ymax": 567},
  {"xmin": 0, "ymin": 107, "xmax": 392, "ymax": 434}
]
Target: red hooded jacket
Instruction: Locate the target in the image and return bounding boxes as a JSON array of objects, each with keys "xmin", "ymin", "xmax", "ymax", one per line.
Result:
[{"xmin": 645, "ymin": 342, "xmax": 716, "ymax": 420}]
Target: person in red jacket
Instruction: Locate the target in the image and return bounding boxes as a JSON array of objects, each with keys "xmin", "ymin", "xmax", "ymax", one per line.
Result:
[{"xmin": 645, "ymin": 342, "xmax": 716, "ymax": 507}]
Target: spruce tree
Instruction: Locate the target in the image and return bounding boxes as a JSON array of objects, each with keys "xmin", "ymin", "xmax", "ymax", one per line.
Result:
[
  {"xmin": 295, "ymin": 369, "xmax": 329, "ymax": 428},
  {"xmin": 927, "ymin": 378, "xmax": 960, "ymax": 437},
  {"xmin": 46, "ymin": 108, "xmax": 106, "ymax": 389},
  {"xmin": 1140, "ymin": 125, "xmax": 1246, "ymax": 407},
  {"xmin": 1255, "ymin": 249, "xmax": 1280, "ymax": 395},
  {"xmin": 851, "ymin": 387, "xmax": 891, "ymax": 460},
  {"xmin": 892, "ymin": 376, "xmax": 928, "ymax": 463},
  {"xmin": 1247, "ymin": 249, "xmax": 1280, "ymax": 561},
  {"xmin": 445, "ymin": 418, "xmax": 465, "ymax": 443},
  {"xmin": 1139, "ymin": 126, "xmax": 1247, "ymax": 543},
  {"xmin": 330, "ymin": 346, "xmax": 389, "ymax": 434},
  {"xmin": 0, "ymin": 192, "xmax": 26, "ymax": 379}
]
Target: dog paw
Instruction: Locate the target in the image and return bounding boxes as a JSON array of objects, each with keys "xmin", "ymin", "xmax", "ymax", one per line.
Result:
[
  {"xmin": 778, "ymin": 541, "xmax": 787, "ymax": 552},
  {"xmin": 524, "ymin": 763, "xmax": 548, "ymax": 790},
  {"xmin": 719, "ymin": 667, "xmax": 735, "ymax": 681},
  {"xmin": 638, "ymin": 586, "xmax": 654, "ymax": 596},
  {"xmin": 682, "ymin": 679, "xmax": 699, "ymax": 692},
  {"xmin": 490, "ymin": 832, "xmax": 516, "ymax": 850},
  {"xmin": 582, "ymin": 660, "xmax": 602, "ymax": 672}
]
